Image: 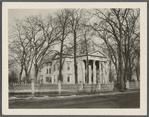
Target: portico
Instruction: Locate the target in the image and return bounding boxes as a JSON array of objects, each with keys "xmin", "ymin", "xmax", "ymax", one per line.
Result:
[{"xmin": 77, "ymin": 51, "xmax": 109, "ymax": 84}]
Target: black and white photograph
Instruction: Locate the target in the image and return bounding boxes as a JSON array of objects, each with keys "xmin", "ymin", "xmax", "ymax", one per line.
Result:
[{"xmin": 2, "ymin": 2, "xmax": 147, "ymax": 115}]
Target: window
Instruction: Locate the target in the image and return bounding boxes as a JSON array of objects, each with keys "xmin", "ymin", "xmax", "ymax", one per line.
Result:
[
  {"xmin": 67, "ymin": 66, "xmax": 70, "ymax": 70},
  {"xmin": 66, "ymin": 61, "xmax": 71, "ymax": 70},
  {"xmin": 49, "ymin": 77, "xmax": 52, "ymax": 82},
  {"xmin": 46, "ymin": 77, "xmax": 49, "ymax": 82},
  {"xmin": 49, "ymin": 68, "xmax": 51, "ymax": 74},
  {"xmin": 47, "ymin": 69, "xmax": 48, "ymax": 74},
  {"xmin": 54, "ymin": 75, "xmax": 55, "ymax": 82},
  {"xmin": 67, "ymin": 76, "xmax": 70, "ymax": 82}
]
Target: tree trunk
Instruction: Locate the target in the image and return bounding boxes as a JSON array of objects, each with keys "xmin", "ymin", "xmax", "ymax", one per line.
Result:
[
  {"xmin": 58, "ymin": 39, "xmax": 63, "ymax": 94},
  {"xmin": 19, "ymin": 66, "xmax": 23, "ymax": 84},
  {"xmin": 24, "ymin": 68, "xmax": 30, "ymax": 83},
  {"xmin": 74, "ymin": 30, "xmax": 78, "ymax": 84},
  {"xmin": 86, "ymin": 54, "xmax": 89, "ymax": 84},
  {"xmin": 34, "ymin": 63, "xmax": 38, "ymax": 83},
  {"xmin": 84, "ymin": 35, "xmax": 89, "ymax": 84},
  {"xmin": 59, "ymin": 40, "xmax": 63, "ymax": 82},
  {"xmin": 119, "ymin": 43, "xmax": 124, "ymax": 91}
]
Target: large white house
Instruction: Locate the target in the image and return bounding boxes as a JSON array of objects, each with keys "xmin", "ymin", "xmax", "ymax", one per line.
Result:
[{"xmin": 39, "ymin": 51, "xmax": 110, "ymax": 84}]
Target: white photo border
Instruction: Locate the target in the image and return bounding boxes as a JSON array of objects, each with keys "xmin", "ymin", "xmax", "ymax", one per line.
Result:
[{"xmin": 2, "ymin": 2, "xmax": 147, "ymax": 115}]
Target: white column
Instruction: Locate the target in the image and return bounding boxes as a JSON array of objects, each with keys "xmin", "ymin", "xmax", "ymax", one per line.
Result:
[
  {"xmin": 93, "ymin": 60, "xmax": 96, "ymax": 84},
  {"xmin": 89, "ymin": 65, "xmax": 92, "ymax": 84},
  {"xmin": 72, "ymin": 61, "xmax": 75, "ymax": 84},
  {"xmin": 99, "ymin": 61, "xmax": 102, "ymax": 83},
  {"xmin": 78, "ymin": 61, "xmax": 82, "ymax": 84},
  {"xmin": 82, "ymin": 61, "xmax": 85, "ymax": 84},
  {"xmin": 105, "ymin": 62, "xmax": 108, "ymax": 83},
  {"xmin": 103, "ymin": 62, "xmax": 106, "ymax": 83},
  {"xmin": 101, "ymin": 62, "xmax": 104, "ymax": 83},
  {"xmin": 58, "ymin": 80, "xmax": 61, "ymax": 94},
  {"xmin": 31, "ymin": 79, "xmax": 34, "ymax": 96}
]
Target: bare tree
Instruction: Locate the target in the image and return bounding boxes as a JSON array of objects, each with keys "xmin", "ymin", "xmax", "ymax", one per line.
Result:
[
  {"xmin": 8, "ymin": 59, "xmax": 19, "ymax": 83},
  {"xmin": 9, "ymin": 14, "xmax": 61, "ymax": 84},
  {"xmin": 23, "ymin": 15, "xmax": 60, "ymax": 83},
  {"xmin": 55, "ymin": 9, "xmax": 71, "ymax": 85},
  {"xmin": 79, "ymin": 24, "xmax": 93, "ymax": 84},
  {"xmin": 91, "ymin": 8, "xmax": 140, "ymax": 90},
  {"xmin": 68, "ymin": 9, "xmax": 86, "ymax": 84},
  {"xmin": 122, "ymin": 9, "xmax": 140, "ymax": 82},
  {"xmin": 9, "ymin": 19, "xmax": 32, "ymax": 83}
]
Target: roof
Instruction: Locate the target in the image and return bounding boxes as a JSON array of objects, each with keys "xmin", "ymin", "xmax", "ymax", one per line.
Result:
[{"xmin": 51, "ymin": 50, "xmax": 108, "ymax": 61}]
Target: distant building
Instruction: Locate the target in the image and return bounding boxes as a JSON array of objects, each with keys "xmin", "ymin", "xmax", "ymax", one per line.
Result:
[{"xmin": 39, "ymin": 51, "xmax": 110, "ymax": 84}]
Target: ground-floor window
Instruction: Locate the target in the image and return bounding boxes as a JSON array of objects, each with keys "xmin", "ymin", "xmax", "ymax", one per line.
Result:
[
  {"xmin": 57, "ymin": 75, "xmax": 63, "ymax": 82},
  {"xmin": 46, "ymin": 77, "xmax": 49, "ymax": 82},
  {"xmin": 67, "ymin": 76, "xmax": 70, "ymax": 82},
  {"xmin": 54, "ymin": 75, "xmax": 55, "ymax": 82},
  {"xmin": 49, "ymin": 77, "xmax": 52, "ymax": 82},
  {"xmin": 46, "ymin": 77, "xmax": 52, "ymax": 83}
]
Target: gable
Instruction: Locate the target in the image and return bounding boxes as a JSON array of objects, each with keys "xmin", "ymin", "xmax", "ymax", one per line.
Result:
[{"xmin": 89, "ymin": 51, "xmax": 107, "ymax": 58}]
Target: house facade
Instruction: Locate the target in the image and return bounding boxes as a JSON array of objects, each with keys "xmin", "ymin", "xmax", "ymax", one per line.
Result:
[{"xmin": 39, "ymin": 51, "xmax": 110, "ymax": 84}]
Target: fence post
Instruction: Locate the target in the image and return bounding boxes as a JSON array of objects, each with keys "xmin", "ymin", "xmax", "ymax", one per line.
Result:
[
  {"xmin": 136, "ymin": 81, "xmax": 139, "ymax": 88},
  {"xmin": 126, "ymin": 80, "xmax": 129, "ymax": 89},
  {"xmin": 58, "ymin": 80, "xmax": 61, "ymax": 94},
  {"xmin": 31, "ymin": 79, "xmax": 34, "ymax": 96},
  {"xmin": 81, "ymin": 81, "xmax": 83, "ymax": 92},
  {"xmin": 98, "ymin": 81, "xmax": 101, "ymax": 91}
]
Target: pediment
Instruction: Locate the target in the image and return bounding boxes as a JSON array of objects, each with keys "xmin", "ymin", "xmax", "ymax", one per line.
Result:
[{"xmin": 89, "ymin": 51, "xmax": 108, "ymax": 58}]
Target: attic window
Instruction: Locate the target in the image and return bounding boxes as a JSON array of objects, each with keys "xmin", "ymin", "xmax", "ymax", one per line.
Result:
[
  {"xmin": 67, "ymin": 65, "xmax": 70, "ymax": 70},
  {"xmin": 66, "ymin": 61, "xmax": 71, "ymax": 70}
]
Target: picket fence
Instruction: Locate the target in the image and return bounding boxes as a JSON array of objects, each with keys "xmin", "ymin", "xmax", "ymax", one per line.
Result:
[
  {"xmin": 9, "ymin": 81, "xmax": 139, "ymax": 93},
  {"xmin": 129, "ymin": 81, "xmax": 140, "ymax": 89}
]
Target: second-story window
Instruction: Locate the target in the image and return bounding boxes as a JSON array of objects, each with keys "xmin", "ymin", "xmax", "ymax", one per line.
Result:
[
  {"xmin": 53, "ymin": 65, "xmax": 55, "ymax": 71},
  {"xmin": 47, "ymin": 68, "xmax": 48, "ymax": 74},
  {"xmin": 49, "ymin": 68, "xmax": 51, "ymax": 74}
]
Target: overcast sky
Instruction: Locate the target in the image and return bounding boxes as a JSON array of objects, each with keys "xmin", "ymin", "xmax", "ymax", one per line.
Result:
[
  {"xmin": 8, "ymin": 9, "xmax": 57, "ymax": 26},
  {"xmin": 8, "ymin": 9, "xmax": 104, "ymax": 49}
]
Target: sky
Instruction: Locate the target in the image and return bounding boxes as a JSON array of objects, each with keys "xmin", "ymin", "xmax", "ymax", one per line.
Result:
[
  {"xmin": 8, "ymin": 9, "xmax": 58, "ymax": 26},
  {"xmin": 8, "ymin": 9, "xmax": 104, "ymax": 51}
]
